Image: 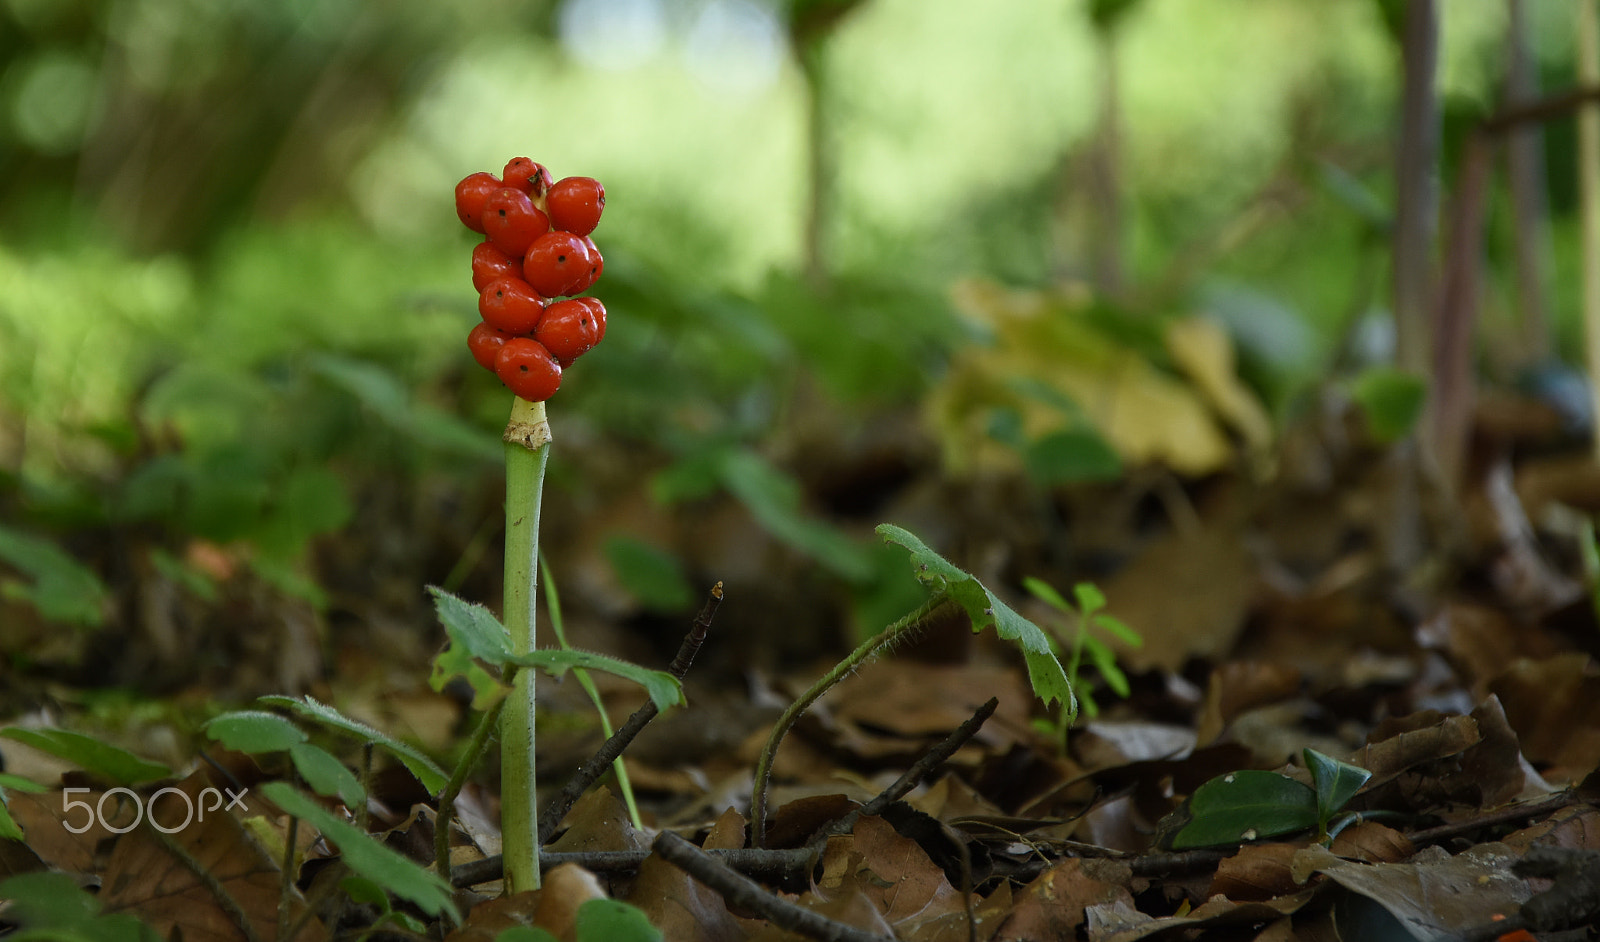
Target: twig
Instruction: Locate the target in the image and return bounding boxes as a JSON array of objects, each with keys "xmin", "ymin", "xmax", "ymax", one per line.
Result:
[
  {"xmin": 809, "ymin": 697, "xmax": 999, "ymax": 847},
  {"xmin": 1482, "ymin": 83, "xmax": 1600, "ymax": 137},
  {"xmin": 653, "ymin": 831, "xmax": 896, "ymax": 942},
  {"xmin": 1404, "ymin": 790, "xmax": 1576, "ymax": 847},
  {"xmin": 536, "ymin": 582, "xmax": 723, "ymax": 843},
  {"xmin": 279, "ymin": 814, "xmax": 299, "ymax": 941}
]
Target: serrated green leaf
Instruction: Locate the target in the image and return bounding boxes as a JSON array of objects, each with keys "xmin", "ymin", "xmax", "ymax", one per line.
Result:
[
  {"xmin": 256, "ymin": 696, "xmax": 448, "ymax": 795},
  {"xmin": 0, "ymin": 728, "xmax": 169, "ymax": 787},
  {"xmin": 428, "ymin": 587, "xmax": 512, "ymax": 662},
  {"xmin": 261, "ymin": 782, "xmax": 458, "ymax": 922},
  {"xmin": 1162, "ymin": 769, "xmax": 1319, "ymax": 850},
  {"xmin": 574, "ymin": 899, "xmax": 663, "ymax": 942},
  {"xmin": 204, "ymin": 711, "xmax": 308, "ymax": 754},
  {"xmin": 506, "ymin": 649, "xmax": 683, "ymax": 713},
  {"xmin": 877, "ymin": 524, "xmax": 1073, "ymax": 710},
  {"xmin": 1303, "ymin": 748, "xmax": 1371, "ymax": 831},
  {"xmin": 289, "ymin": 743, "xmax": 365, "ymax": 808}
]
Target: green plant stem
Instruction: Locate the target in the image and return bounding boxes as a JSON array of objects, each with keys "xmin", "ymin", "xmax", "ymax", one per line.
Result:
[
  {"xmin": 540, "ymin": 556, "xmax": 643, "ymax": 829},
  {"xmin": 500, "ymin": 396, "xmax": 551, "ymax": 893},
  {"xmin": 748, "ymin": 591, "xmax": 954, "ymax": 847},
  {"xmin": 434, "ymin": 689, "xmax": 509, "ymax": 881}
]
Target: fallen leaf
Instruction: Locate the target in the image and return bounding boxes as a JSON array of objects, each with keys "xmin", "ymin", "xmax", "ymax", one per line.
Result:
[
  {"xmin": 993, "ymin": 857, "xmax": 1132, "ymax": 941},
  {"xmin": 627, "ymin": 808, "xmax": 746, "ymax": 942}
]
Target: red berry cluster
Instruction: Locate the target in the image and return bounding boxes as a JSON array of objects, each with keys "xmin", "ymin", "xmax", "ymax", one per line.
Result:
[{"xmin": 455, "ymin": 157, "xmax": 608, "ymax": 403}]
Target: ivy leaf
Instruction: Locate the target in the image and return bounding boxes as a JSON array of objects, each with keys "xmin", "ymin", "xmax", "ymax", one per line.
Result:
[
  {"xmin": 1303, "ymin": 747, "xmax": 1372, "ymax": 832},
  {"xmin": 1156, "ymin": 769, "xmax": 1319, "ymax": 850},
  {"xmin": 877, "ymin": 524, "xmax": 1073, "ymax": 710},
  {"xmin": 261, "ymin": 782, "xmax": 458, "ymax": 922},
  {"xmin": 256, "ymin": 696, "xmax": 447, "ymax": 795},
  {"xmin": 0, "ymin": 728, "xmax": 169, "ymax": 787}
]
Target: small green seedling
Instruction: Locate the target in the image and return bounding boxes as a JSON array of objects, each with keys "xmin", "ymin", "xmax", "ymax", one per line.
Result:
[
  {"xmin": 1154, "ymin": 748, "xmax": 1373, "ymax": 850},
  {"xmin": 1023, "ymin": 577, "xmax": 1141, "ymax": 741}
]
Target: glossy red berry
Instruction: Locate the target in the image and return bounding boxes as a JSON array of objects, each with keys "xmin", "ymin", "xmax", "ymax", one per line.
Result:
[
  {"xmin": 467, "ymin": 322, "xmax": 516, "ymax": 371},
  {"xmin": 567, "ymin": 236, "xmax": 603, "ymax": 294},
  {"xmin": 522, "ymin": 231, "xmax": 593, "ymax": 298},
  {"xmin": 478, "ymin": 277, "xmax": 546, "ymax": 334},
  {"xmin": 546, "ymin": 176, "xmax": 605, "ymax": 236},
  {"xmin": 482, "ymin": 187, "xmax": 551, "ymax": 256},
  {"xmin": 502, "ymin": 157, "xmax": 553, "ymax": 199},
  {"xmin": 535, "ymin": 299, "xmax": 602, "ymax": 362},
  {"xmin": 471, "ymin": 241, "xmax": 522, "ymax": 292},
  {"xmin": 495, "ymin": 338, "xmax": 562, "ymax": 402},
  {"xmin": 572, "ymin": 296, "xmax": 607, "ymax": 343},
  {"xmin": 455, "ymin": 172, "xmax": 503, "ymax": 233}
]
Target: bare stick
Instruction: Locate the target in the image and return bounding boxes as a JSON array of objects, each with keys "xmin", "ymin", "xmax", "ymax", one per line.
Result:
[
  {"xmin": 809, "ymin": 697, "xmax": 999, "ymax": 848},
  {"xmin": 451, "ymin": 845, "xmax": 814, "ymax": 888},
  {"xmin": 536, "ymin": 582, "xmax": 723, "ymax": 843},
  {"xmin": 653, "ymin": 831, "xmax": 897, "ymax": 942}
]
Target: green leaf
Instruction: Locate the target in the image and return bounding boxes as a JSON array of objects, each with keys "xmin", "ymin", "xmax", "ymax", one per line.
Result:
[
  {"xmin": 1349, "ymin": 367, "xmax": 1426, "ymax": 444},
  {"xmin": 256, "ymin": 696, "xmax": 448, "ymax": 795},
  {"xmin": 1090, "ymin": 613, "xmax": 1143, "ymax": 647},
  {"xmin": 603, "ymin": 535, "xmax": 694, "ymax": 612},
  {"xmin": 308, "ymin": 354, "xmax": 499, "ymax": 463},
  {"xmin": 340, "ymin": 876, "xmax": 393, "ymax": 911},
  {"xmin": 0, "ymin": 524, "xmax": 109, "ymax": 627},
  {"xmin": 1024, "ymin": 429, "xmax": 1122, "ymax": 484},
  {"xmin": 574, "ymin": 899, "xmax": 663, "ymax": 942},
  {"xmin": 1158, "ymin": 769, "xmax": 1319, "ymax": 850},
  {"xmin": 427, "ymin": 587, "xmax": 511, "ymax": 662},
  {"xmin": 1072, "ymin": 582, "xmax": 1106, "ymax": 615},
  {"xmin": 1022, "ymin": 576, "xmax": 1072, "ymax": 613},
  {"xmin": 877, "ymin": 524, "xmax": 1073, "ymax": 710},
  {"xmin": 0, "ymin": 773, "xmax": 48, "ymax": 794},
  {"xmin": 260, "ymin": 782, "xmax": 458, "ymax": 922},
  {"xmin": 717, "ymin": 449, "xmax": 874, "ymax": 582},
  {"xmin": 0, "ymin": 800, "xmax": 22, "ymax": 841},
  {"xmin": 289, "ymin": 743, "xmax": 365, "ymax": 808},
  {"xmin": 1303, "ymin": 748, "xmax": 1372, "ymax": 832},
  {"xmin": 204, "ymin": 711, "xmax": 308, "ymax": 754},
  {"xmin": 0, "ymin": 871, "xmax": 102, "ymax": 926},
  {"xmin": 506, "ymin": 649, "xmax": 683, "ymax": 713},
  {"xmin": 0, "ymin": 728, "xmax": 169, "ymax": 786}
]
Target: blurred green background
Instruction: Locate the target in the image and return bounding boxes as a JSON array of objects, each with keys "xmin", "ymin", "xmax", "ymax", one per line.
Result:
[{"xmin": 0, "ymin": 0, "xmax": 1591, "ymax": 694}]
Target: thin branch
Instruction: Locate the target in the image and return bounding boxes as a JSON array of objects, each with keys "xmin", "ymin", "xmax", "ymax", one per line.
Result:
[
  {"xmin": 653, "ymin": 831, "xmax": 897, "ymax": 942},
  {"xmin": 451, "ymin": 846, "xmax": 815, "ymax": 888},
  {"xmin": 435, "ymin": 691, "xmax": 509, "ymax": 881},
  {"xmin": 535, "ymin": 582, "xmax": 724, "ymax": 843},
  {"xmin": 1482, "ymin": 83, "xmax": 1600, "ymax": 137},
  {"xmin": 809, "ymin": 697, "xmax": 999, "ymax": 848}
]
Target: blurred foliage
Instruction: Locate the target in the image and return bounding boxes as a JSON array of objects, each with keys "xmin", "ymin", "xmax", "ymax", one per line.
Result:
[{"xmin": 0, "ymin": 0, "xmax": 1593, "ymax": 679}]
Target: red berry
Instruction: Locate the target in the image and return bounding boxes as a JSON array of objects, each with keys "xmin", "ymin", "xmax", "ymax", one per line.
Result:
[
  {"xmin": 482, "ymin": 187, "xmax": 551, "ymax": 256},
  {"xmin": 478, "ymin": 277, "xmax": 546, "ymax": 334},
  {"xmin": 467, "ymin": 322, "xmax": 516, "ymax": 371},
  {"xmin": 522, "ymin": 231, "xmax": 593, "ymax": 298},
  {"xmin": 535, "ymin": 298, "xmax": 602, "ymax": 362},
  {"xmin": 572, "ymin": 296, "xmax": 607, "ymax": 343},
  {"xmin": 455, "ymin": 172, "xmax": 503, "ymax": 233},
  {"xmin": 502, "ymin": 157, "xmax": 553, "ymax": 199},
  {"xmin": 546, "ymin": 176, "xmax": 605, "ymax": 236},
  {"xmin": 567, "ymin": 236, "xmax": 603, "ymax": 294},
  {"xmin": 471, "ymin": 241, "xmax": 522, "ymax": 292},
  {"xmin": 495, "ymin": 337, "xmax": 562, "ymax": 402}
]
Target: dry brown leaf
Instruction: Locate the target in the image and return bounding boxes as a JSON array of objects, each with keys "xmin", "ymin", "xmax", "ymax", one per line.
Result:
[
  {"xmin": 1328, "ymin": 821, "xmax": 1414, "ymax": 864},
  {"xmin": 534, "ymin": 864, "xmax": 609, "ymax": 940},
  {"xmin": 1209, "ymin": 842, "xmax": 1304, "ymax": 901},
  {"xmin": 1092, "ymin": 889, "xmax": 1317, "ymax": 942},
  {"xmin": 992, "ymin": 857, "xmax": 1132, "ymax": 941},
  {"xmin": 445, "ymin": 891, "xmax": 541, "ymax": 942},
  {"xmin": 544, "ymin": 786, "xmax": 651, "ymax": 854},
  {"xmin": 1489, "ymin": 653, "xmax": 1600, "ymax": 783},
  {"xmin": 626, "ymin": 809, "xmax": 746, "ymax": 942},
  {"xmin": 5, "ymin": 788, "xmax": 118, "ymax": 872},
  {"xmin": 98, "ymin": 775, "xmax": 325, "ymax": 942},
  {"xmin": 1195, "ymin": 661, "xmax": 1303, "ymax": 746},
  {"xmin": 1101, "ymin": 522, "xmax": 1255, "ymax": 672},
  {"xmin": 1303, "ymin": 843, "xmax": 1529, "ymax": 939},
  {"xmin": 815, "ymin": 814, "xmax": 964, "ymax": 930}
]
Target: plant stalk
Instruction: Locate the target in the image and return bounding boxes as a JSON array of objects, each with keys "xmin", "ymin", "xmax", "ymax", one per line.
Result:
[
  {"xmin": 748, "ymin": 591, "xmax": 954, "ymax": 847},
  {"xmin": 500, "ymin": 396, "xmax": 551, "ymax": 893}
]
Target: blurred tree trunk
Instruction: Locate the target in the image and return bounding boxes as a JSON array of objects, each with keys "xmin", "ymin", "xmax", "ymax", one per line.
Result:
[
  {"xmin": 1503, "ymin": 0, "xmax": 1553, "ymax": 365},
  {"xmin": 1392, "ymin": 0, "xmax": 1439, "ymax": 388},
  {"xmin": 1086, "ymin": 20, "xmax": 1126, "ymax": 298},
  {"xmin": 1580, "ymin": 0, "xmax": 1600, "ymax": 459}
]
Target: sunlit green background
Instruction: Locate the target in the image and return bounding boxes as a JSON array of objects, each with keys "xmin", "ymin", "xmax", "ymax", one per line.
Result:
[{"xmin": 0, "ymin": 0, "xmax": 1591, "ymax": 683}]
